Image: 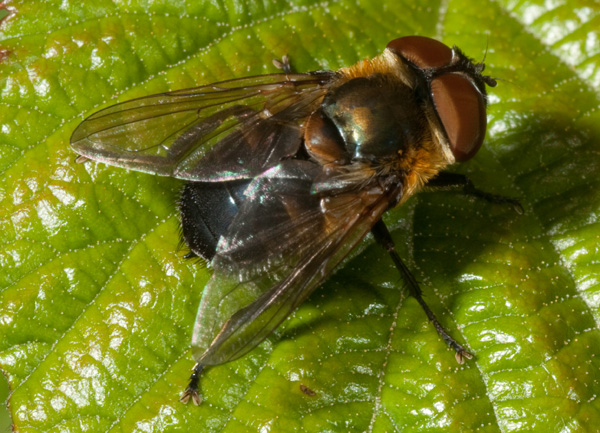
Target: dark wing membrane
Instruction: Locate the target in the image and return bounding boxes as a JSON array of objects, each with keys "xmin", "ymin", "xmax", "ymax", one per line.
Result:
[
  {"xmin": 190, "ymin": 160, "xmax": 398, "ymax": 365},
  {"xmin": 71, "ymin": 72, "xmax": 334, "ymax": 181}
]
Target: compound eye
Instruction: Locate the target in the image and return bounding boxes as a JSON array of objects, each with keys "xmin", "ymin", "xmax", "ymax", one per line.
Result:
[
  {"xmin": 386, "ymin": 36, "xmax": 453, "ymax": 69},
  {"xmin": 431, "ymin": 73, "xmax": 487, "ymax": 162}
]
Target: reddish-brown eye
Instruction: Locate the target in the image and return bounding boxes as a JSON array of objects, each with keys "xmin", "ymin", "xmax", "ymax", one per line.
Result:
[
  {"xmin": 431, "ymin": 73, "xmax": 487, "ymax": 162},
  {"xmin": 386, "ymin": 36, "xmax": 453, "ymax": 69}
]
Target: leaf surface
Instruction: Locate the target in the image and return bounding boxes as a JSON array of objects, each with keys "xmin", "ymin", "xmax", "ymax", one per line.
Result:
[{"xmin": 1, "ymin": 0, "xmax": 599, "ymax": 431}]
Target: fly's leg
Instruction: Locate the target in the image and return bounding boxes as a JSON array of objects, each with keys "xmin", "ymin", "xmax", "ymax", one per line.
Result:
[
  {"xmin": 427, "ymin": 172, "xmax": 523, "ymax": 214},
  {"xmin": 371, "ymin": 219, "xmax": 472, "ymax": 364},
  {"xmin": 75, "ymin": 155, "xmax": 90, "ymax": 164},
  {"xmin": 180, "ymin": 363, "xmax": 205, "ymax": 405}
]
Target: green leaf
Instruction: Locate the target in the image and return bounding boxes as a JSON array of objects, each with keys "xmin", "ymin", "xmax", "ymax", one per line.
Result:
[{"xmin": 1, "ymin": 0, "xmax": 600, "ymax": 432}]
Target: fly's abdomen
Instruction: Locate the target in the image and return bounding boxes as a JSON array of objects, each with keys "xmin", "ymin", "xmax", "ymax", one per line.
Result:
[{"xmin": 179, "ymin": 180, "xmax": 250, "ymax": 261}]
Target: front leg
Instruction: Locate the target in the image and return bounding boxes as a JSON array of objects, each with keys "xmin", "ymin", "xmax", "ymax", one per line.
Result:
[{"xmin": 427, "ymin": 172, "xmax": 523, "ymax": 214}]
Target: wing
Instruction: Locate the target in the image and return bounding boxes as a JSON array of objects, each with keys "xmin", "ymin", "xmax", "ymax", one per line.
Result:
[
  {"xmin": 71, "ymin": 72, "xmax": 335, "ymax": 181},
  {"xmin": 190, "ymin": 159, "xmax": 401, "ymax": 365}
]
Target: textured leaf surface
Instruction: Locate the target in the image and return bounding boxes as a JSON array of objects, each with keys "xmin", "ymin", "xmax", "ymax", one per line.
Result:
[{"xmin": 1, "ymin": 0, "xmax": 599, "ymax": 432}]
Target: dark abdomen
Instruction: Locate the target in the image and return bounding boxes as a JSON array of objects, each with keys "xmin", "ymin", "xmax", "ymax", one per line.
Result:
[{"xmin": 179, "ymin": 180, "xmax": 250, "ymax": 261}]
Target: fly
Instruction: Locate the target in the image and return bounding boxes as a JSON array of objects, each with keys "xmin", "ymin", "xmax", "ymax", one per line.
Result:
[{"xmin": 70, "ymin": 36, "xmax": 521, "ymax": 405}]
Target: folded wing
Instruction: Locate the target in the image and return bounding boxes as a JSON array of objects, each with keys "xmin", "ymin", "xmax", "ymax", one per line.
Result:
[
  {"xmin": 71, "ymin": 72, "xmax": 334, "ymax": 181},
  {"xmin": 191, "ymin": 159, "xmax": 399, "ymax": 365}
]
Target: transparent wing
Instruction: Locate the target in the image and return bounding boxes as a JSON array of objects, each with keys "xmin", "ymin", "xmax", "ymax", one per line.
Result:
[
  {"xmin": 71, "ymin": 72, "xmax": 334, "ymax": 181},
  {"xmin": 191, "ymin": 160, "xmax": 399, "ymax": 365}
]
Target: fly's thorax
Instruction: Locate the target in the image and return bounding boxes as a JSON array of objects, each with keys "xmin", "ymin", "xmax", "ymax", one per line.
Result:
[
  {"xmin": 387, "ymin": 136, "xmax": 451, "ymax": 202},
  {"xmin": 337, "ymin": 50, "xmax": 415, "ymax": 86},
  {"xmin": 323, "ymin": 74, "xmax": 427, "ymax": 160},
  {"xmin": 305, "ymin": 74, "xmax": 435, "ymax": 160},
  {"xmin": 303, "ymin": 56, "xmax": 454, "ymax": 199}
]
